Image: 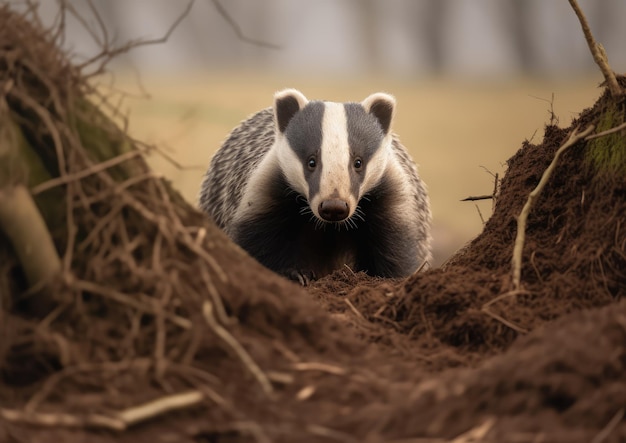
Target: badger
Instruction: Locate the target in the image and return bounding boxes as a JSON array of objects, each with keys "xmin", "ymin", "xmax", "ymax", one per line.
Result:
[{"xmin": 199, "ymin": 89, "xmax": 431, "ymax": 284}]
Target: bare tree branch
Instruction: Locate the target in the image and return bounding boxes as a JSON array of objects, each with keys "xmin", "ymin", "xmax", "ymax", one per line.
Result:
[
  {"xmin": 210, "ymin": 0, "xmax": 281, "ymax": 50},
  {"xmin": 77, "ymin": 0, "xmax": 196, "ymax": 76},
  {"xmin": 568, "ymin": 0, "xmax": 623, "ymax": 97}
]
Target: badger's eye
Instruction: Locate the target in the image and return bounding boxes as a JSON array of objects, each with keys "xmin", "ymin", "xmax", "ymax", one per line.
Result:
[
  {"xmin": 307, "ymin": 157, "xmax": 317, "ymax": 170},
  {"xmin": 353, "ymin": 158, "xmax": 363, "ymax": 170}
]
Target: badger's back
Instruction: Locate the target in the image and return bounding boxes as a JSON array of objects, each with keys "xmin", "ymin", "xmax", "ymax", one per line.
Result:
[{"xmin": 198, "ymin": 109, "xmax": 275, "ymax": 229}]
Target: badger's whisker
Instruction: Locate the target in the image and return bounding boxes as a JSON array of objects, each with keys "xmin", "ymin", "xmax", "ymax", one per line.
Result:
[{"xmin": 353, "ymin": 208, "xmax": 366, "ymax": 223}]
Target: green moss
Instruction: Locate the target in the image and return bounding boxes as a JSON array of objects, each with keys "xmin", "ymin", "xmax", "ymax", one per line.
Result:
[
  {"xmin": 585, "ymin": 101, "xmax": 626, "ymax": 176},
  {"xmin": 71, "ymin": 96, "xmax": 144, "ymax": 182}
]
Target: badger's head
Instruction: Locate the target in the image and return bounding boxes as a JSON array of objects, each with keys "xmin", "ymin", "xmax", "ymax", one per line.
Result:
[{"xmin": 273, "ymin": 88, "xmax": 395, "ymax": 226}]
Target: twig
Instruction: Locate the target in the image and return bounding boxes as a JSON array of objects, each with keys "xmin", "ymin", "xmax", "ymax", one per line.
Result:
[
  {"xmin": 73, "ymin": 279, "xmax": 192, "ymax": 330},
  {"xmin": 31, "ymin": 150, "xmax": 142, "ymax": 195},
  {"xmin": 482, "ymin": 309, "xmax": 528, "ymax": 334},
  {"xmin": 154, "ymin": 283, "xmax": 172, "ymax": 379},
  {"xmin": 343, "ymin": 298, "xmax": 365, "ymax": 320},
  {"xmin": 2, "ymin": 390, "xmax": 205, "ymax": 431},
  {"xmin": 62, "ymin": 0, "xmax": 103, "ymax": 47},
  {"xmin": 529, "ymin": 93, "xmax": 558, "ymax": 126},
  {"xmin": 230, "ymin": 421, "xmax": 272, "ymax": 443},
  {"xmin": 81, "ymin": 173, "xmax": 155, "ymax": 206},
  {"xmin": 568, "ymin": 0, "xmax": 623, "ymax": 97},
  {"xmin": 481, "ymin": 290, "xmax": 531, "ymax": 335},
  {"xmin": 475, "ymin": 204, "xmax": 485, "ymax": 225},
  {"xmin": 460, "ymin": 195, "xmax": 492, "ymax": 202},
  {"xmin": 0, "ymin": 408, "xmax": 125, "ymax": 431},
  {"xmin": 78, "ymin": 1, "xmax": 196, "ymax": 75},
  {"xmin": 200, "ymin": 266, "xmax": 231, "ymax": 325},
  {"xmin": 210, "ymin": 0, "xmax": 281, "ymax": 50},
  {"xmin": 591, "ymin": 408, "xmax": 624, "ymax": 443},
  {"xmin": 511, "ymin": 125, "xmax": 594, "ymax": 290},
  {"xmin": 296, "ymin": 385, "xmax": 316, "ymax": 401},
  {"xmin": 450, "ymin": 417, "xmax": 495, "ymax": 443},
  {"xmin": 482, "ymin": 289, "xmax": 531, "ymax": 310},
  {"xmin": 491, "ymin": 172, "xmax": 499, "ymax": 211},
  {"xmin": 306, "ymin": 424, "xmax": 359, "ymax": 443},
  {"xmin": 343, "ymin": 263, "xmax": 357, "ymax": 276},
  {"xmin": 25, "ymin": 359, "xmax": 152, "ymax": 415},
  {"xmin": 202, "ymin": 301, "xmax": 273, "ymax": 395},
  {"xmin": 117, "ymin": 390, "xmax": 204, "ymax": 426},
  {"xmin": 585, "ymin": 121, "xmax": 626, "ymax": 141},
  {"xmin": 119, "ymin": 192, "xmax": 228, "ymax": 283},
  {"xmin": 293, "ymin": 362, "xmax": 347, "ymax": 375}
]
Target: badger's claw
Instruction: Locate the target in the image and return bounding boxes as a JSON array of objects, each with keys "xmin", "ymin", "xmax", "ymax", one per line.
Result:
[{"xmin": 284, "ymin": 269, "xmax": 316, "ymax": 286}]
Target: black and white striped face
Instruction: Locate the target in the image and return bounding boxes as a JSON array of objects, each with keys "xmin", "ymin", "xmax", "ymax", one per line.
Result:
[{"xmin": 273, "ymin": 88, "xmax": 396, "ymax": 224}]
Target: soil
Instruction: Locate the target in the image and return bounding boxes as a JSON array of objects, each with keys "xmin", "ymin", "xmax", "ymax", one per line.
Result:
[{"xmin": 1, "ymin": 5, "xmax": 626, "ymax": 443}]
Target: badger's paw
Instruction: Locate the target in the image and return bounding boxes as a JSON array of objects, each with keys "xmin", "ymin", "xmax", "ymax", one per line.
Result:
[{"xmin": 283, "ymin": 269, "xmax": 316, "ymax": 286}]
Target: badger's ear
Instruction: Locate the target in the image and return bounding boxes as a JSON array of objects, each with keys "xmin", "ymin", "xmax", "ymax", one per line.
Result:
[
  {"xmin": 361, "ymin": 92, "xmax": 396, "ymax": 135},
  {"xmin": 274, "ymin": 88, "xmax": 309, "ymax": 134}
]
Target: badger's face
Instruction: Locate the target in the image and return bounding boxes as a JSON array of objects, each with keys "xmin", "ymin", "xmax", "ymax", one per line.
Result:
[{"xmin": 273, "ymin": 88, "xmax": 395, "ymax": 225}]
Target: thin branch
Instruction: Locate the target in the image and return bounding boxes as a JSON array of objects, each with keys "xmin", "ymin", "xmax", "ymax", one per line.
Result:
[
  {"xmin": 1, "ymin": 390, "xmax": 205, "ymax": 431},
  {"xmin": 460, "ymin": 195, "xmax": 492, "ymax": 202},
  {"xmin": 475, "ymin": 204, "xmax": 485, "ymax": 225},
  {"xmin": 529, "ymin": 93, "xmax": 558, "ymax": 126},
  {"xmin": 591, "ymin": 408, "xmax": 624, "ymax": 443},
  {"xmin": 210, "ymin": 0, "xmax": 281, "ymax": 50},
  {"xmin": 585, "ymin": 121, "xmax": 626, "ymax": 141},
  {"xmin": 86, "ymin": 0, "xmax": 109, "ymax": 49},
  {"xmin": 202, "ymin": 301, "xmax": 273, "ymax": 396},
  {"xmin": 482, "ymin": 308, "xmax": 528, "ymax": 334},
  {"xmin": 73, "ymin": 279, "xmax": 192, "ymax": 330},
  {"xmin": 78, "ymin": 1, "xmax": 196, "ymax": 75},
  {"xmin": 32, "ymin": 151, "xmax": 141, "ymax": 195},
  {"xmin": 63, "ymin": 0, "xmax": 103, "ymax": 47},
  {"xmin": 568, "ymin": 0, "xmax": 623, "ymax": 97},
  {"xmin": 343, "ymin": 298, "xmax": 366, "ymax": 321},
  {"xmin": 481, "ymin": 289, "xmax": 531, "ymax": 335},
  {"xmin": 293, "ymin": 362, "xmax": 347, "ymax": 376},
  {"xmin": 0, "ymin": 408, "xmax": 125, "ymax": 431},
  {"xmin": 117, "ymin": 390, "xmax": 204, "ymax": 426}
]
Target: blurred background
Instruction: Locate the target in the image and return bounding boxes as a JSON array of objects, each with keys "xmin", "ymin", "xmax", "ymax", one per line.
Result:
[{"xmin": 23, "ymin": 0, "xmax": 626, "ymax": 265}]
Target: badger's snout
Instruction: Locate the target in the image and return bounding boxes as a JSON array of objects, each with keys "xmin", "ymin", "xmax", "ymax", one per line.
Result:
[{"xmin": 318, "ymin": 199, "xmax": 349, "ymax": 221}]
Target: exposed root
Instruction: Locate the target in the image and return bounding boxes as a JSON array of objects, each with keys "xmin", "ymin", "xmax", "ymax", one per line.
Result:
[
  {"xmin": 511, "ymin": 125, "xmax": 595, "ymax": 290},
  {"xmin": 1, "ymin": 390, "xmax": 205, "ymax": 431},
  {"xmin": 511, "ymin": 121, "xmax": 626, "ymax": 290},
  {"xmin": 202, "ymin": 301, "xmax": 274, "ymax": 396}
]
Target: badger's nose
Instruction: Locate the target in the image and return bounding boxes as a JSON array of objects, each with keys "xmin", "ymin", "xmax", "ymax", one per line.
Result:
[{"xmin": 319, "ymin": 199, "xmax": 349, "ymax": 221}]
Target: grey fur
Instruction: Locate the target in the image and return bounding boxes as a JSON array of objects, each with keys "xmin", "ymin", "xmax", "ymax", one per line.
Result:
[
  {"xmin": 284, "ymin": 101, "xmax": 325, "ymax": 198},
  {"xmin": 198, "ymin": 108, "xmax": 275, "ymax": 230},
  {"xmin": 198, "ymin": 95, "xmax": 432, "ymax": 281}
]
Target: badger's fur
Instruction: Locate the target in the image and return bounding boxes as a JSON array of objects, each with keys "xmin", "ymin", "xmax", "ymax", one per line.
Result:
[{"xmin": 199, "ymin": 89, "xmax": 431, "ymax": 283}]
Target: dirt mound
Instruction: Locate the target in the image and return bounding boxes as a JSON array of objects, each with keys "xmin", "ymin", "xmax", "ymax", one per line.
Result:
[{"xmin": 1, "ymin": 5, "xmax": 625, "ymax": 443}]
